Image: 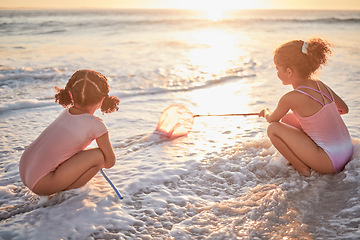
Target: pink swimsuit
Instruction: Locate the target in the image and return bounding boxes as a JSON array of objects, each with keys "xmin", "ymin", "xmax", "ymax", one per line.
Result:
[
  {"xmin": 294, "ymin": 81, "xmax": 353, "ymax": 172},
  {"xmin": 19, "ymin": 109, "xmax": 108, "ymax": 190}
]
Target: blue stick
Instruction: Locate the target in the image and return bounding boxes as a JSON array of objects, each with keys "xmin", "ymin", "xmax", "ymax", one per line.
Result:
[{"xmin": 100, "ymin": 169, "xmax": 123, "ymax": 200}]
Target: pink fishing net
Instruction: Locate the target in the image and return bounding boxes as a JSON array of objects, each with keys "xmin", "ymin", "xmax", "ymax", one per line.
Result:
[{"xmin": 155, "ymin": 105, "xmax": 194, "ymax": 138}]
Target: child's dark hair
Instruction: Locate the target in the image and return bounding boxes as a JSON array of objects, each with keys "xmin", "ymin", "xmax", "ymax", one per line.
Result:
[
  {"xmin": 274, "ymin": 38, "xmax": 332, "ymax": 78},
  {"xmin": 55, "ymin": 69, "xmax": 120, "ymax": 113}
]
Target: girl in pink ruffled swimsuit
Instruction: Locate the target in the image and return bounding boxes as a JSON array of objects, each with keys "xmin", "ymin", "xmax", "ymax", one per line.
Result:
[
  {"xmin": 19, "ymin": 70, "xmax": 120, "ymax": 195},
  {"xmin": 260, "ymin": 38, "xmax": 353, "ymax": 176}
]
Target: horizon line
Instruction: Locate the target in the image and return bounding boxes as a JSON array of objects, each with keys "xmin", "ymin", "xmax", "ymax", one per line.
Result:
[{"xmin": 0, "ymin": 7, "xmax": 359, "ymax": 11}]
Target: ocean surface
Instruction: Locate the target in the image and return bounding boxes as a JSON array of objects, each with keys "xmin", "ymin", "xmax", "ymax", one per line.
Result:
[{"xmin": 0, "ymin": 9, "xmax": 359, "ymax": 239}]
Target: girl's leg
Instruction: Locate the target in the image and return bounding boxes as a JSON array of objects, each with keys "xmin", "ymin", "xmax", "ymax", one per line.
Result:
[
  {"xmin": 32, "ymin": 148, "xmax": 105, "ymax": 195},
  {"xmin": 267, "ymin": 122, "xmax": 334, "ymax": 176}
]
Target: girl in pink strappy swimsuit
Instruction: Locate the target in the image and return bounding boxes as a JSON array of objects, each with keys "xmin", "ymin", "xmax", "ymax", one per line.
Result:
[
  {"xmin": 19, "ymin": 70, "xmax": 120, "ymax": 195},
  {"xmin": 260, "ymin": 38, "xmax": 353, "ymax": 176}
]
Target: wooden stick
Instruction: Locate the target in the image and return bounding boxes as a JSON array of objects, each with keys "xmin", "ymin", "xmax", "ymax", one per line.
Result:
[{"xmin": 193, "ymin": 113, "xmax": 259, "ymax": 117}]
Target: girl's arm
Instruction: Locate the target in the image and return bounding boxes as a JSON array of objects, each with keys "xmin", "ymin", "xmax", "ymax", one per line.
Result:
[
  {"xmin": 330, "ymin": 89, "xmax": 349, "ymax": 115},
  {"xmin": 96, "ymin": 132, "xmax": 116, "ymax": 168},
  {"xmin": 260, "ymin": 93, "xmax": 292, "ymax": 123}
]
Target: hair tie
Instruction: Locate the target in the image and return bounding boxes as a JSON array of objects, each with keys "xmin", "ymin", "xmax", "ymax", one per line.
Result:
[{"xmin": 302, "ymin": 41, "xmax": 308, "ymax": 55}]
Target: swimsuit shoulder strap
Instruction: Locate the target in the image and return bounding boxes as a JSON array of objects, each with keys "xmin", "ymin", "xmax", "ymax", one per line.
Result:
[
  {"xmin": 295, "ymin": 81, "xmax": 333, "ymax": 106},
  {"xmin": 315, "ymin": 80, "xmax": 334, "ymax": 102},
  {"xmin": 315, "ymin": 80, "xmax": 327, "ymax": 104},
  {"xmin": 295, "ymin": 87, "xmax": 325, "ymax": 106},
  {"xmin": 319, "ymin": 81, "xmax": 334, "ymax": 102}
]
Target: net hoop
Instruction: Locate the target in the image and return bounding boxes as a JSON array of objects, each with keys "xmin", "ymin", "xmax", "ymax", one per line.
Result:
[{"xmin": 154, "ymin": 105, "xmax": 194, "ymax": 138}]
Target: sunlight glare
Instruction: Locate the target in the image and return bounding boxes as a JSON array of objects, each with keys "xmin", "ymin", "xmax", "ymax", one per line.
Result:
[
  {"xmin": 186, "ymin": 80, "xmax": 258, "ymax": 150},
  {"xmin": 200, "ymin": 3, "xmax": 226, "ymax": 22},
  {"xmin": 186, "ymin": 29, "xmax": 248, "ymax": 78},
  {"xmin": 189, "ymin": 81, "xmax": 254, "ymax": 117},
  {"xmin": 174, "ymin": 0, "xmax": 263, "ymax": 21}
]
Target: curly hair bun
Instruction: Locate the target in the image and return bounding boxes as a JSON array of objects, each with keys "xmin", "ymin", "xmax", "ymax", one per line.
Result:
[
  {"xmin": 306, "ymin": 38, "xmax": 332, "ymax": 74},
  {"xmin": 101, "ymin": 95, "xmax": 120, "ymax": 113},
  {"xmin": 55, "ymin": 87, "xmax": 73, "ymax": 107}
]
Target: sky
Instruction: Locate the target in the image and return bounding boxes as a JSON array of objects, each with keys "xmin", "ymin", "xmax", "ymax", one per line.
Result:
[{"xmin": 0, "ymin": 0, "xmax": 360, "ymax": 10}]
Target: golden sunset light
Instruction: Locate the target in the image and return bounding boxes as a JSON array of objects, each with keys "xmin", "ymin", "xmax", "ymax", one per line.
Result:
[
  {"xmin": 1, "ymin": 0, "xmax": 359, "ymax": 10},
  {"xmin": 1, "ymin": 0, "xmax": 360, "ymax": 237}
]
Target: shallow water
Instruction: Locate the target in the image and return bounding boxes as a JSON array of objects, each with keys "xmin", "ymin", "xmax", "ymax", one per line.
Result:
[{"xmin": 1, "ymin": 9, "xmax": 360, "ymax": 239}]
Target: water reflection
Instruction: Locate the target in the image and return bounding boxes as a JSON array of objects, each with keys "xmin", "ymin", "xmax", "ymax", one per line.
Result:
[
  {"xmin": 175, "ymin": 27, "xmax": 259, "ymax": 145},
  {"xmin": 185, "ymin": 28, "xmax": 248, "ymax": 80}
]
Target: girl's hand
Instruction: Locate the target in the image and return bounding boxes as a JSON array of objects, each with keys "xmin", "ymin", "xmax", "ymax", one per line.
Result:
[{"xmin": 259, "ymin": 108, "xmax": 270, "ymax": 118}]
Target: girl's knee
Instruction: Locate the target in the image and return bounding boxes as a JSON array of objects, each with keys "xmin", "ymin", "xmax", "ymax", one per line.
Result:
[
  {"xmin": 88, "ymin": 148, "xmax": 105, "ymax": 165},
  {"xmin": 267, "ymin": 122, "xmax": 281, "ymax": 137}
]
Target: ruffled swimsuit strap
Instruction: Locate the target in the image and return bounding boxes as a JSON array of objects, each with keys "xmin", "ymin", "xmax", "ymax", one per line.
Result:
[{"xmin": 295, "ymin": 81, "xmax": 333, "ymax": 106}]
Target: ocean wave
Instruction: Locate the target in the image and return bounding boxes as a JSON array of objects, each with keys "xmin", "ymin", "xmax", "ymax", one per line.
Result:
[
  {"xmin": 0, "ymin": 57, "xmax": 256, "ymax": 113},
  {"xmin": 268, "ymin": 17, "xmax": 360, "ymax": 24},
  {"xmin": 0, "ymin": 99, "xmax": 54, "ymax": 113},
  {"xmin": 4, "ymin": 16, "xmax": 360, "ymax": 33},
  {"xmin": 1, "ymin": 10, "xmax": 359, "ymax": 36},
  {"xmin": 111, "ymin": 72, "xmax": 256, "ymax": 99},
  {"xmin": 0, "ymin": 66, "xmax": 67, "ymax": 85},
  {"xmin": 131, "ymin": 17, "xmax": 360, "ymax": 25},
  {"xmin": 0, "ymin": 73, "xmax": 255, "ymax": 114}
]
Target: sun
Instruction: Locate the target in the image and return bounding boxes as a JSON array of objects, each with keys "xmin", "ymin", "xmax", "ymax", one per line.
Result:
[
  {"xmin": 172, "ymin": 0, "xmax": 260, "ymax": 21},
  {"xmin": 192, "ymin": 1, "xmax": 230, "ymax": 21},
  {"xmin": 201, "ymin": 7, "xmax": 226, "ymax": 21}
]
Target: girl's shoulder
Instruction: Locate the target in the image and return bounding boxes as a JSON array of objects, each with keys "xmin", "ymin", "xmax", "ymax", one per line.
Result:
[
  {"xmin": 286, "ymin": 88, "xmax": 315, "ymax": 99},
  {"xmin": 72, "ymin": 113, "xmax": 108, "ymax": 137},
  {"xmin": 279, "ymin": 90, "xmax": 308, "ymax": 109},
  {"xmin": 281, "ymin": 90, "xmax": 304, "ymax": 102},
  {"xmin": 62, "ymin": 109, "xmax": 106, "ymax": 127}
]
